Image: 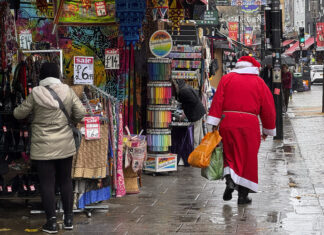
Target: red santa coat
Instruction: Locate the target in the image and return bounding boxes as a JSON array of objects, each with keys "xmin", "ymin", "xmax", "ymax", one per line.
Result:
[{"xmin": 207, "ymin": 66, "xmax": 276, "ymax": 192}]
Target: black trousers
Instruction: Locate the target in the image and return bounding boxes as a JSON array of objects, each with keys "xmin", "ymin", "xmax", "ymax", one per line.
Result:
[
  {"xmin": 36, "ymin": 157, "xmax": 73, "ymax": 219},
  {"xmin": 283, "ymin": 88, "xmax": 290, "ymax": 110}
]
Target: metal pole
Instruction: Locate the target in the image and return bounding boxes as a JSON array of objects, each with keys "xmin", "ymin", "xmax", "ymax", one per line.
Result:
[
  {"xmin": 271, "ymin": 0, "xmax": 283, "ymax": 140},
  {"xmin": 260, "ymin": 5, "xmax": 265, "ymax": 60}
]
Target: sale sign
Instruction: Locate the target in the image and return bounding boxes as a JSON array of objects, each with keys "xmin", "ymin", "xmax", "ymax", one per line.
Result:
[
  {"xmin": 105, "ymin": 49, "xmax": 120, "ymax": 69},
  {"xmin": 95, "ymin": 1, "xmax": 107, "ymax": 17},
  {"xmin": 74, "ymin": 56, "xmax": 94, "ymax": 85},
  {"xmin": 84, "ymin": 117, "xmax": 100, "ymax": 140},
  {"xmin": 19, "ymin": 30, "xmax": 32, "ymax": 50},
  {"xmin": 228, "ymin": 22, "xmax": 238, "ymax": 41},
  {"xmin": 316, "ymin": 23, "xmax": 324, "ymax": 49}
]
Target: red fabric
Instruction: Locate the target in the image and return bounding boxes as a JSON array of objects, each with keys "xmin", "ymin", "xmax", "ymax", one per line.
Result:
[
  {"xmin": 282, "ymin": 71, "xmax": 292, "ymax": 89},
  {"xmin": 237, "ymin": 56, "xmax": 261, "ymax": 68},
  {"xmin": 208, "ymin": 72, "xmax": 276, "ymax": 191}
]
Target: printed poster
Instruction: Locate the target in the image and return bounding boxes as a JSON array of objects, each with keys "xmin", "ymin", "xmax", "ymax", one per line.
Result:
[
  {"xmin": 74, "ymin": 56, "xmax": 94, "ymax": 85},
  {"xmin": 58, "ymin": 0, "xmax": 115, "ymax": 24}
]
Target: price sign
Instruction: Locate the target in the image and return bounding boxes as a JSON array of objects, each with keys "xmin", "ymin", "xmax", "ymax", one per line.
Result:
[
  {"xmin": 105, "ymin": 49, "xmax": 119, "ymax": 69},
  {"xmin": 74, "ymin": 56, "xmax": 94, "ymax": 85},
  {"xmin": 84, "ymin": 117, "xmax": 100, "ymax": 140},
  {"xmin": 95, "ymin": 1, "xmax": 108, "ymax": 16},
  {"xmin": 19, "ymin": 30, "xmax": 32, "ymax": 50}
]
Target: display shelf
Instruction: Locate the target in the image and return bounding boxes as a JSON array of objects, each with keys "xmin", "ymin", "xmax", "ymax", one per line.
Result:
[
  {"xmin": 170, "ymin": 122, "xmax": 192, "ymax": 127},
  {"xmin": 172, "ymin": 60, "xmax": 201, "ymax": 69},
  {"xmin": 168, "ymin": 52, "xmax": 202, "ymax": 59},
  {"xmin": 172, "ymin": 45, "xmax": 202, "ymax": 53},
  {"xmin": 171, "ymin": 70, "xmax": 200, "ymax": 79}
]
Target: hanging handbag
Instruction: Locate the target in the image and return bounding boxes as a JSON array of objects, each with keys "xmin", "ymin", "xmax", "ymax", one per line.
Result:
[{"xmin": 45, "ymin": 86, "xmax": 82, "ymax": 151}]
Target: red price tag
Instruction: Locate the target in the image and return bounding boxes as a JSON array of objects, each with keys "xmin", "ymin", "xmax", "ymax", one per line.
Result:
[
  {"xmin": 24, "ymin": 131, "xmax": 28, "ymax": 138},
  {"xmin": 30, "ymin": 185, "xmax": 35, "ymax": 191},
  {"xmin": 29, "ymin": 87, "xmax": 32, "ymax": 93},
  {"xmin": 0, "ymin": 186, "xmax": 3, "ymax": 191},
  {"xmin": 7, "ymin": 186, "xmax": 12, "ymax": 192},
  {"xmin": 23, "ymin": 185, "xmax": 28, "ymax": 191},
  {"xmin": 3, "ymin": 126, "xmax": 7, "ymax": 132}
]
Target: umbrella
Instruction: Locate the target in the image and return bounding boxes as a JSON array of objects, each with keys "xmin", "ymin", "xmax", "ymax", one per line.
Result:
[{"xmin": 261, "ymin": 55, "xmax": 295, "ymax": 66}]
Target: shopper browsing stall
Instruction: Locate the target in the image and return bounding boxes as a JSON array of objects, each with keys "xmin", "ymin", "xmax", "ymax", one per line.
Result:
[
  {"xmin": 172, "ymin": 79, "xmax": 206, "ymax": 148},
  {"xmin": 13, "ymin": 63, "xmax": 86, "ymax": 234}
]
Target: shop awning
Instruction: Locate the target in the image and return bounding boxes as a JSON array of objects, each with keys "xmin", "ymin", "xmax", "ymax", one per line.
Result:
[
  {"xmin": 282, "ymin": 39, "xmax": 295, "ymax": 47},
  {"xmin": 304, "ymin": 37, "xmax": 315, "ymax": 49},
  {"xmin": 283, "ymin": 41, "xmax": 300, "ymax": 55},
  {"xmin": 283, "ymin": 37, "xmax": 315, "ymax": 55}
]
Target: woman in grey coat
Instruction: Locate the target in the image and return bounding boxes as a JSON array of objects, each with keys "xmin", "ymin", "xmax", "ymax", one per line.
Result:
[{"xmin": 14, "ymin": 63, "xmax": 86, "ymax": 234}]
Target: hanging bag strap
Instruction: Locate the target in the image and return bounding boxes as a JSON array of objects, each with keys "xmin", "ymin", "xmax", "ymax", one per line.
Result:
[{"xmin": 45, "ymin": 86, "xmax": 73, "ymax": 126}]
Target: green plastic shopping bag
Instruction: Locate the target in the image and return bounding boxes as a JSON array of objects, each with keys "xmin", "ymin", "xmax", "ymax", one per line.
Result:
[{"xmin": 201, "ymin": 144, "xmax": 223, "ymax": 180}]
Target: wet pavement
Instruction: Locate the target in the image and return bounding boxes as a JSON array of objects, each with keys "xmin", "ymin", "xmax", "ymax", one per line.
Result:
[{"xmin": 2, "ymin": 85, "xmax": 324, "ymax": 234}]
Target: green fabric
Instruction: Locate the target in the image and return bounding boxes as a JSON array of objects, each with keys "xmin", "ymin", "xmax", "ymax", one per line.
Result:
[{"xmin": 201, "ymin": 145, "xmax": 223, "ymax": 180}]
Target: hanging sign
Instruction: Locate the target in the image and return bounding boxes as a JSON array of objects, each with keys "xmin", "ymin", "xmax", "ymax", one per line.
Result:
[
  {"xmin": 244, "ymin": 26, "xmax": 253, "ymax": 46},
  {"xmin": 19, "ymin": 30, "xmax": 32, "ymax": 50},
  {"xmin": 316, "ymin": 23, "xmax": 324, "ymax": 50},
  {"xmin": 228, "ymin": 22, "xmax": 238, "ymax": 41},
  {"xmin": 149, "ymin": 30, "xmax": 173, "ymax": 58},
  {"xmin": 84, "ymin": 117, "xmax": 101, "ymax": 140},
  {"xmin": 74, "ymin": 56, "xmax": 94, "ymax": 85},
  {"xmin": 105, "ymin": 49, "xmax": 120, "ymax": 69},
  {"xmin": 231, "ymin": 0, "xmax": 266, "ymax": 5}
]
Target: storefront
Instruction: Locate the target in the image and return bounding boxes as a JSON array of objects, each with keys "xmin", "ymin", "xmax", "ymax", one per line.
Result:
[{"xmin": 0, "ymin": 0, "xmax": 215, "ymax": 216}]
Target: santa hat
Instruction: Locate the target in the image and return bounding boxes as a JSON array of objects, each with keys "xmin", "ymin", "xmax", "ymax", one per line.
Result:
[{"xmin": 236, "ymin": 56, "xmax": 261, "ymax": 69}]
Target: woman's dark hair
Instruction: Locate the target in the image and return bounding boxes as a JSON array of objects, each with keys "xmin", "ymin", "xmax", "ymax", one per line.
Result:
[{"xmin": 39, "ymin": 62, "xmax": 60, "ymax": 80}]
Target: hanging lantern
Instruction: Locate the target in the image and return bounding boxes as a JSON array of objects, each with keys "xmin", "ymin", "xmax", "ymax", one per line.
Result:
[{"xmin": 169, "ymin": 0, "xmax": 184, "ymax": 35}]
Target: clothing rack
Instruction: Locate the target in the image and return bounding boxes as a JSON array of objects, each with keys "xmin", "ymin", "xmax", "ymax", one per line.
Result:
[
  {"xmin": 89, "ymin": 84, "xmax": 118, "ymax": 103},
  {"xmin": 22, "ymin": 49, "xmax": 63, "ymax": 75}
]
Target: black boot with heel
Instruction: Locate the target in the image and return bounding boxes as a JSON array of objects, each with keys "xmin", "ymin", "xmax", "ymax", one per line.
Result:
[
  {"xmin": 63, "ymin": 213, "xmax": 73, "ymax": 230},
  {"xmin": 238, "ymin": 186, "xmax": 252, "ymax": 205},
  {"xmin": 223, "ymin": 175, "xmax": 235, "ymax": 201}
]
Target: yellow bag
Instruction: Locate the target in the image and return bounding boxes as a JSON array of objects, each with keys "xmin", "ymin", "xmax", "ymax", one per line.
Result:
[{"xmin": 188, "ymin": 131, "xmax": 222, "ymax": 168}]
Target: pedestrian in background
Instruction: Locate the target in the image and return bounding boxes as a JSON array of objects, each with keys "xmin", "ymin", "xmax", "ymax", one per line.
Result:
[
  {"xmin": 260, "ymin": 63, "xmax": 273, "ymax": 91},
  {"xmin": 172, "ymin": 79, "xmax": 206, "ymax": 148},
  {"xmin": 282, "ymin": 64, "xmax": 292, "ymax": 112},
  {"xmin": 13, "ymin": 63, "xmax": 86, "ymax": 234},
  {"xmin": 206, "ymin": 56, "xmax": 276, "ymax": 204}
]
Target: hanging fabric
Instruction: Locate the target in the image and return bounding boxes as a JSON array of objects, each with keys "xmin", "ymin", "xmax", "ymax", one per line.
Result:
[{"xmin": 116, "ymin": 104, "xmax": 126, "ymax": 197}]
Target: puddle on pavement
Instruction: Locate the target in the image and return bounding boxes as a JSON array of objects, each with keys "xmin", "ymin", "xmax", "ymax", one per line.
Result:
[
  {"xmin": 266, "ymin": 211, "xmax": 279, "ymax": 223},
  {"xmin": 276, "ymin": 145, "xmax": 296, "ymax": 155}
]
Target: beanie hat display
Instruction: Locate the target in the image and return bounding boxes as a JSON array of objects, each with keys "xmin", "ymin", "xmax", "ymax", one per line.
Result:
[{"xmin": 39, "ymin": 62, "xmax": 60, "ymax": 80}]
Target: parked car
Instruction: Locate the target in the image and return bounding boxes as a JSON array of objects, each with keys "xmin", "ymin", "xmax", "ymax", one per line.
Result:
[{"xmin": 310, "ymin": 65, "xmax": 323, "ymax": 84}]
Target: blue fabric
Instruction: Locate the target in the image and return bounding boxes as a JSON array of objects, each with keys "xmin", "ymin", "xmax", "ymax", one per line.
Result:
[{"xmin": 78, "ymin": 186, "xmax": 111, "ymax": 209}]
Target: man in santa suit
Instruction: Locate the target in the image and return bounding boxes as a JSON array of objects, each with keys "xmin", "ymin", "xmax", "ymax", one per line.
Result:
[{"xmin": 206, "ymin": 56, "xmax": 276, "ymax": 204}]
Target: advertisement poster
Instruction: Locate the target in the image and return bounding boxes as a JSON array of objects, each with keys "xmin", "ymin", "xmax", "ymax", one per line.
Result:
[
  {"xmin": 58, "ymin": 0, "xmax": 115, "ymax": 24},
  {"xmin": 244, "ymin": 26, "xmax": 253, "ymax": 46},
  {"xmin": 157, "ymin": 156, "xmax": 177, "ymax": 170},
  {"xmin": 316, "ymin": 23, "xmax": 324, "ymax": 50},
  {"xmin": 228, "ymin": 22, "xmax": 238, "ymax": 41},
  {"xmin": 84, "ymin": 117, "xmax": 100, "ymax": 140},
  {"xmin": 74, "ymin": 56, "xmax": 94, "ymax": 85},
  {"xmin": 105, "ymin": 49, "xmax": 120, "ymax": 69}
]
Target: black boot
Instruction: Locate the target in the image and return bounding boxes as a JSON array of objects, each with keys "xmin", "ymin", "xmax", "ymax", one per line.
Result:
[
  {"xmin": 63, "ymin": 213, "xmax": 73, "ymax": 230},
  {"xmin": 42, "ymin": 217, "xmax": 58, "ymax": 234},
  {"xmin": 238, "ymin": 186, "xmax": 252, "ymax": 205},
  {"xmin": 223, "ymin": 175, "xmax": 235, "ymax": 201}
]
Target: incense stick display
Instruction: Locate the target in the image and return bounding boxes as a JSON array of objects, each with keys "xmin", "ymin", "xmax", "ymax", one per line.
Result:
[
  {"xmin": 147, "ymin": 129, "xmax": 171, "ymax": 153},
  {"xmin": 147, "ymin": 82, "xmax": 172, "ymax": 105}
]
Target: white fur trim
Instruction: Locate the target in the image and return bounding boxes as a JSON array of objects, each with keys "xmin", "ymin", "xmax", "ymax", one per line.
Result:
[
  {"xmin": 223, "ymin": 166, "xmax": 258, "ymax": 192},
  {"xmin": 262, "ymin": 127, "xmax": 276, "ymax": 136},
  {"xmin": 206, "ymin": 115, "xmax": 221, "ymax": 126},
  {"xmin": 231, "ymin": 67, "xmax": 260, "ymax": 75},
  {"xmin": 235, "ymin": 61, "xmax": 253, "ymax": 69},
  {"xmin": 39, "ymin": 77, "xmax": 62, "ymax": 87}
]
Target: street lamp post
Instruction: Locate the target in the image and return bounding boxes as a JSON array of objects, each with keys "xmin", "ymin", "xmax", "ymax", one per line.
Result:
[{"xmin": 271, "ymin": 0, "xmax": 283, "ymax": 140}]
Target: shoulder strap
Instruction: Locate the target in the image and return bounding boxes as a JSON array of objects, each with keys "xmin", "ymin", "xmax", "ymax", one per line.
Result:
[{"xmin": 45, "ymin": 86, "xmax": 73, "ymax": 125}]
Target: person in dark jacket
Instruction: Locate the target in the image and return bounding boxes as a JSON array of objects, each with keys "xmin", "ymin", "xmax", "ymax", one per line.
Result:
[
  {"xmin": 172, "ymin": 79, "xmax": 206, "ymax": 148},
  {"xmin": 260, "ymin": 63, "xmax": 273, "ymax": 91}
]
